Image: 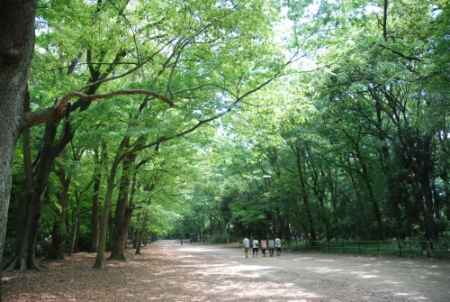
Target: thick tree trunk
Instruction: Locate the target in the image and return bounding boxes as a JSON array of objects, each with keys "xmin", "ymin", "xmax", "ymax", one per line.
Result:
[{"xmin": 0, "ymin": 3, "xmax": 36, "ymax": 298}]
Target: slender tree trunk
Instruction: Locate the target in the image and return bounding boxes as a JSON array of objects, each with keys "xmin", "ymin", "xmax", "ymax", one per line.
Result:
[
  {"xmin": 90, "ymin": 144, "xmax": 106, "ymax": 252},
  {"xmin": 124, "ymin": 170, "xmax": 138, "ymax": 250},
  {"xmin": 353, "ymin": 148, "xmax": 384, "ymax": 240},
  {"xmin": 344, "ymin": 158, "xmax": 368, "ymax": 239},
  {"xmin": 10, "ymin": 118, "xmax": 72, "ymax": 270},
  {"xmin": 294, "ymin": 145, "xmax": 317, "ymax": 241},
  {"xmin": 69, "ymin": 192, "xmax": 81, "ymax": 255},
  {"xmin": 47, "ymin": 167, "xmax": 70, "ymax": 260},
  {"xmin": 93, "ymin": 147, "xmax": 122, "ymax": 268},
  {"xmin": 416, "ymin": 135, "xmax": 439, "ymax": 240},
  {"xmin": 110, "ymin": 151, "xmax": 134, "ymax": 260},
  {"xmin": 135, "ymin": 231, "xmax": 142, "ymax": 255}
]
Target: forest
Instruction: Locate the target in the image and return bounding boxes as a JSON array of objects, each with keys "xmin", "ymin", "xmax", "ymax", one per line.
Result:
[{"xmin": 0, "ymin": 1, "xmax": 449, "ymax": 298}]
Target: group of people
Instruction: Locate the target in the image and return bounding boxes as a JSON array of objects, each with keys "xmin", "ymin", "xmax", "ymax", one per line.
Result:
[{"xmin": 242, "ymin": 237, "xmax": 282, "ymax": 258}]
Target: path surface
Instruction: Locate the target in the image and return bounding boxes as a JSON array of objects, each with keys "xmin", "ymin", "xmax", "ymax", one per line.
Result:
[{"xmin": 3, "ymin": 240, "xmax": 450, "ymax": 301}]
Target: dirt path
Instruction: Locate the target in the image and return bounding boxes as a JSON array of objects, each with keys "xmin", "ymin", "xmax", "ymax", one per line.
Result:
[{"xmin": 3, "ymin": 240, "xmax": 450, "ymax": 301}]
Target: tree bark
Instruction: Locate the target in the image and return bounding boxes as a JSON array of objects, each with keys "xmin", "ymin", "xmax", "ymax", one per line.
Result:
[
  {"xmin": 10, "ymin": 118, "xmax": 73, "ymax": 270},
  {"xmin": 90, "ymin": 144, "xmax": 106, "ymax": 252},
  {"xmin": 93, "ymin": 141, "xmax": 124, "ymax": 268},
  {"xmin": 69, "ymin": 193, "xmax": 81, "ymax": 255},
  {"xmin": 47, "ymin": 166, "xmax": 70, "ymax": 260},
  {"xmin": 110, "ymin": 151, "xmax": 134, "ymax": 260},
  {"xmin": 0, "ymin": 3, "xmax": 36, "ymax": 297}
]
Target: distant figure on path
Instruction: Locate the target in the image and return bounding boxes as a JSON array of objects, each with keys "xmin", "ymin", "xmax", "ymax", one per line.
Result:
[
  {"xmin": 268, "ymin": 239, "xmax": 275, "ymax": 257},
  {"xmin": 243, "ymin": 237, "xmax": 250, "ymax": 258},
  {"xmin": 260, "ymin": 239, "xmax": 267, "ymax": 257},
  {"xmin": 180, "ymin": 239, "xmax": 183, "ymax": 245},
  {"xmin": 252, "ymin": 239, "xmax": 259, "ymax": 257},
  {"xmin": 275, "ymin": 237, "xmax": 282, "ymax": 256}
]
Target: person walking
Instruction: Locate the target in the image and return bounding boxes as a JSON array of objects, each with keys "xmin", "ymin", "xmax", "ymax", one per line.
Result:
[
  {"xmin": 268, "ymin": 238, "xmax": 275, "ymax": 257},
  {"xmin": 260, "ymin": 239, "xmax": 267, "ymax": 257},
  {"xmin": 243, "ymin": 237, "xmax": 250, "ymax": 258},
  {"xmin": 275, "ymin": 237, "xmax": 282, "ymax": 256},
  {"xmin": 252, "ymin": 239, "xmax": 259, "ymax": 257}
]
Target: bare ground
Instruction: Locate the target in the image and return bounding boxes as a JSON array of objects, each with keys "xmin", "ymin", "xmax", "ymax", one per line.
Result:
[{"xmin": 2, "ymin": 240, "xmax": 450, "ymax": 302}]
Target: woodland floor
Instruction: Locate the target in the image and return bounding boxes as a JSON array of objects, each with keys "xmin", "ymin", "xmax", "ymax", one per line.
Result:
[{"xmin": 2, "ymin": 240, "xmax": 450, "ymax": 302}]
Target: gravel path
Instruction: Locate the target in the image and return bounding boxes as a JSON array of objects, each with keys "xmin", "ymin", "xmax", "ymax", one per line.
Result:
[{"xmin": 3, "ymin": 240, "xmax": 450, "ymax": 301}]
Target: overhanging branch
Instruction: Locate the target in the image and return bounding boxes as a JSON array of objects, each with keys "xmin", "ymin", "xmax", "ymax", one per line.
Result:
[{"xmin": 25, "ymin": 89, "xmax": 174, "ymax": 128}]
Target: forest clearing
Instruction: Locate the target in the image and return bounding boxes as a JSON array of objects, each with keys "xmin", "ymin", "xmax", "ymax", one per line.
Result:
[
  {"xmin": 3, "ymin": 241, "xmax": 450, "ymax": 302},
  {"xmin": 0, "ymin": 0, "xmax": 449, "ymax": 301}
]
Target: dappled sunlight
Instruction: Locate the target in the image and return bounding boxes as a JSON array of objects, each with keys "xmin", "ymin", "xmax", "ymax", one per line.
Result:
[
  {"xmin": 292, "ymin": 256, "xmax": 314, "ymax": 261},
  {"xmin": 391, "ymin": 292, "xmax": 430, "ymax": 301},
  {"xmin": 106, "ymin": 262, "xmax": 128, "ymax": 268},
  {"xmin": 206, "ymin": 280, "xmax": 322, "ymax": 300},
  {"xmin": 305, "ymin": 266, "xmax": 343, "ymax": 274},
  {"xmin": 382, "ymin": 280, "xmax": 402, "ymax": 286},
  {"xmin": 314, "ymin": 258, "xmax": 336, "ymax": 263},
  {"xmin": 179, "ymin": 246, "xmax": 224, "ymax": 253},
  {"xmin": 4, "ymin": 243, "xmax": 450, "ymax": 301},
  {"xmin": 191, "ymin": 263, "xmax": 274, "ymax": 279}
]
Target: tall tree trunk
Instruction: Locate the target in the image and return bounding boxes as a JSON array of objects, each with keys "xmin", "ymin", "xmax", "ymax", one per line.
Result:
[
  {"xmin": 110, "ymin": 151, "xmax": 134, "ymax": 260},
  {"xmin": 10, "ymin": 119, "xmax": 73, "ymax": 270},
  {"xmin": 69, "ymin": 192, "xmax": 81, "ymax": 255},
  {"xmin": 90, "ymin": 144, "xmax": 106, "ymax": 252},
  {"xmin": 0, "ymin": 2, "xmax": 36, "ymax": 297},
  {"xmin": 294, "ymin": 145, "xmax": 317, "ymax": 241},
  {"xmin": 47, "ymin": 167, "xmax": 70, "ymax": 260},
  {"xmin": 124, "ymin": 170, "xmax": 138, "ymax": 250},
  {"xmin": 353, "ymin": 147, "xmax": 384, "ymax": 240},
  {"xmin": 94, "ymin": 143, "xmax": 124, "ymax": 268},
  {"xmin": 135, "ymin": 212, "xmax": 148, "ymax": 256},
  {"xmin": 416, "ymin": 135, "xmax": 439, "ymax": 240}
]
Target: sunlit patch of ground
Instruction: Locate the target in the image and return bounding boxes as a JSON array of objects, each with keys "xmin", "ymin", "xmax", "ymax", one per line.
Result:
[{"xmin": 3, "ymin": 241, "xmax": 450, "ymax": 301}]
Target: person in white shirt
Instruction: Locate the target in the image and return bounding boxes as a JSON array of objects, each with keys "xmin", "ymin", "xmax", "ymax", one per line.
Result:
[
  {"xmin": 252, "ymin": 239, "xmax": 259, "ymax": 257},
  {"xmin": 275, "ymin": 237, "xmax": 282, "ymax": 256},
  {"xmin": 243, "ymin": 237, "xmax": 250, "ymax": 258}
]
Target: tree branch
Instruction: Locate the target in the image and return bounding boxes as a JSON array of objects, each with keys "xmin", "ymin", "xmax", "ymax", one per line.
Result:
[
  {"xmin": 127, "ymin": 62, "xmax": 289, "ymax": 155},
  {"xmin": 25, "ymin": 89, "xmax": 174, "ymax": 127}
]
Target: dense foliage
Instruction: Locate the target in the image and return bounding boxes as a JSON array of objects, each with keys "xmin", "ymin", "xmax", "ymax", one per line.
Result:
[{"xmin": 175, "ymin": 0, "xmax": 450, "ymax": 244}]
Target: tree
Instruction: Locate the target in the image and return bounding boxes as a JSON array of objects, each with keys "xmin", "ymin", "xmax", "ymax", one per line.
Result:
[{"xmin": 0, "ymin": 2, "xmax": 37, "ymax": 296}]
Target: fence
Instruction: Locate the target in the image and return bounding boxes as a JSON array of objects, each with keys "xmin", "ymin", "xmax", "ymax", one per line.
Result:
[{"xmin": 287, "ymin": 239, "xmax": 450, "ymax": 258}]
